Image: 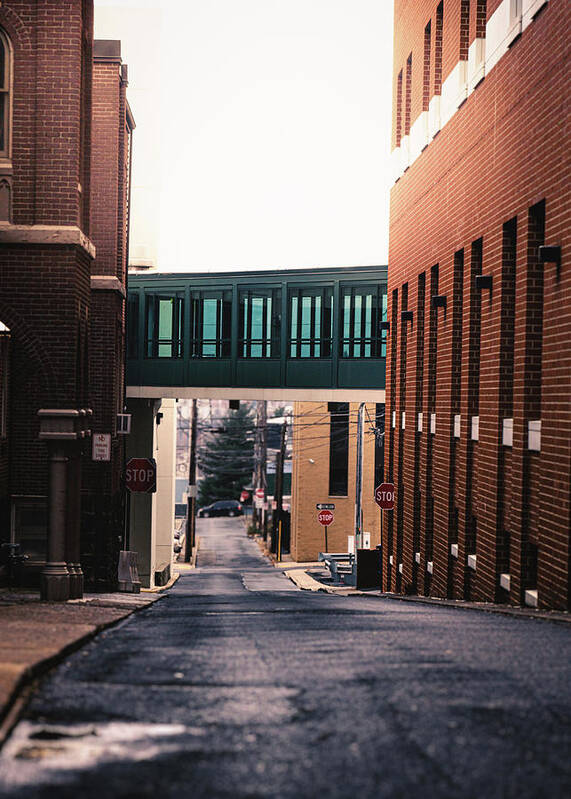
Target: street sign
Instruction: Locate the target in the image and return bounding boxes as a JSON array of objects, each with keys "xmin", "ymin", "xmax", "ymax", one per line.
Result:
[
  {"xmin": 316, "ymin": 503, "xmax": 335, "ymax": 510},
  {"xmin": 375, "ymin": 482, "xmax": 395, "ymax": 510},
  {"xmin": 126, "ymin": 457, "xmax": 157, "ymax": 493},
  {"xmin": 255, "ymin": 488, "xmax": 265, "ymax": 499},
  {"xmin": 92, "ymin": 433, "xmax": 111, "ymax": 462},
  {"xmin": 318, "ymin": 509, "xmax": 334, "ymax": 526}
]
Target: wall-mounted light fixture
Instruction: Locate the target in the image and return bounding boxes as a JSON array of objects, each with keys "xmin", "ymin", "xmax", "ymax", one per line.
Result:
[
  {"xmin": 401, "ymin": 310, "xmax": 413, "ymax": 323},
  {"xmin": 475, "ymin": 274, "xmax": 493, "ymax": 291},
  {"xmin": 538, "ymin": 245, "xmax": 561, "ymax": 268},
  {"xmin": 431, "ymin": 295, "xmax": 447, "ymax": 309}
]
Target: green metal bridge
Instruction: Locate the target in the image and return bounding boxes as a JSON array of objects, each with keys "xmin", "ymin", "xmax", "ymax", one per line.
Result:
[{"xmin": 126, "ymin": 266, "xmax": 387, "ymax": 401}]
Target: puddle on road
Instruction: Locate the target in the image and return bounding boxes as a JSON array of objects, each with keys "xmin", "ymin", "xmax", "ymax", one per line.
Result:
[{"xmin": 0, "ymin": 721, "xmax": 194, "ymax": 790}]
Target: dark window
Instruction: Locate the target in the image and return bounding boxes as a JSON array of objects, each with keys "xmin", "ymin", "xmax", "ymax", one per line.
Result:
[
  {"xmin": 145, "ymin": 293, "xmax": 184, "ymax": 358},
  {"xmin": 239, "ymin": 287, "xmax": 281, "ymax": 358},
  {"xmin": 0, "ymin": 28, "xmax": 11, "ymax": 156},
  {"xmin": 127, "ymin": 293, "xmax": 139, "ymax": 358},
  {"xmin": 340, "ymin": 284, "xmax": 386, "ymax": 358},
  {"xmin": 328, "ymin": 402, "xmax": 349, "ymax": 496},
  {"xmin": 289, "ymin": 286, "xmax": 333, "ymax": 358},
  {"xmin": 190, "ymin": 290, "xmax": 231, "ymax": 358}
]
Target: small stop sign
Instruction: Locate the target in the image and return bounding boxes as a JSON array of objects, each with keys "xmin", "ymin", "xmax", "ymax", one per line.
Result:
[
  {"xmin": 126, "ymin": 457, "xmax": 157, "ymax": 493},
  {"xmin": 318, "ymin": 509, "xmax": 334, "ymax": 526},
  {"xmin": 375, "ymin": 482, "xmax": 395, "ymax": 510}
]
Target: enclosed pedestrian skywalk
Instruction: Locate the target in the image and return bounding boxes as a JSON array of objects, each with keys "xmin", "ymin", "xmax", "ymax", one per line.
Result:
[{"xmin": 126, "ymin": 266, "xmax": 387, "ymax": 401}]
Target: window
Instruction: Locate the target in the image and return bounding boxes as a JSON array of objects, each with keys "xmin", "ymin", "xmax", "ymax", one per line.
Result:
[
  {"xmin": 0, "ymin": 28, "xmax": 11, "ymax": 158},
  {"xmin": 190, "ymin": 290, "xmax": 231, "ymax": 358},
  {"xmin": 145, "ymin": 293, "xmax": 184, "ymax": 358},
  {"xmin": 328, "ymin": 402, "xmax": 349, "ymax": 496},
  {"xmin": 0, "ymin": 321, "xmax": 9, "ymax": 439},
  {"xmin": 239, "ymin": 287, "xmax": 281, "ymax": 358},
  {"xmin": 127, "ymin": 293, "xmax": 139, "ymax": 358},
  {"xmin": 340, "ymin": 284, "xmax": 386, "ymax": 358},
  {"xmin": 289, "ymin": 286, "xmax": 333, "ymax": 358}
]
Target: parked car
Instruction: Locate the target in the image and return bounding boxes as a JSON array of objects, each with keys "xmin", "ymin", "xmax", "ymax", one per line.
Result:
[{"xmin": 197, "ymin": 500, "xmax": 243, "ymax": 518}]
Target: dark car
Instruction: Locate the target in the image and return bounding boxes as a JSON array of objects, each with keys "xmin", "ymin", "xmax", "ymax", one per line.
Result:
[{"xmin": 197, "ymin": 500, "xmax": 243, "ymax": 518}]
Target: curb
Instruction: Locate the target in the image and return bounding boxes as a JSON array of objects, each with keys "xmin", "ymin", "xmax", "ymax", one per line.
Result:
[
  {"xmin": 284, "ymin": 568, "xmax": 571, "ymax": 624},
  {"xmin": 0, "ymin": 592, "xmax": 168, "ymax": 750}
]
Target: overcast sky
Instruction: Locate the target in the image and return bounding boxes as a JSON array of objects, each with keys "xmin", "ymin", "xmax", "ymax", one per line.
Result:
[{"xmin": 95, "ymin": 0, "xmax": 394, "ymax": 272}]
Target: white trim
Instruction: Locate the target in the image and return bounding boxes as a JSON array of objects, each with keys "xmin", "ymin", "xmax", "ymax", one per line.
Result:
[
  {"xmin": 409, "ymin": 111, "xmax": 429, "ymax": 163},
  {"xmin": 471, "ymin": 416, "xmax": 479, "ymax": 441},
  {"xmin": 417, "ymin": 412, "xmax": 423, "ymax": 433},
  {"xmin": 427, "ymin": 561, "xmax": 433, "ymax": 574},
  {"xmin": 398, "ymin": 562, "xmax": 403, "ymax": 574},
  {"xmin": 503, "ymin": 418, "xmax": 513, "ymax": 447},
  {"xmin": 467, "ymin": 37, "xmax": 486, "ymax": 94},
  {"xmin": 467, "ymin": 554, "xmax": 477, "ymax": 571},
  {"xmin": 401, "ymin": 411, "xmax": 406, "ymax": 430},
  {"xmin": 440, "ymin": 61, "xmax": 468, "ymax": 128},
  {"xmin": 454, "ymin": 414, "xmax": 461, "ymax": 439},
  {"xmin": 500, "ymin": 573, "xmax": 511, "ymax": 591},
  {"xmin": 522, "ymin": 0, "xmax": 548, "ymax": 31},
  {"xmin": 430, "ymin": 412, "xmax": 436, "ymax": 435},
  {"xmin": 450, "ymin": 544, "xmax": 458, "ymax": 558},
  {"xmin": 524, "ymin": 589, "xmax": 538, "ymax": 608},
  {"xmin": 428, "ymin": 95, "xmax": 441, "ymax": 140},
  {"xmin": 528, "ymin": 420, "xmax": 541, "ymax": 452},
  {"xmin": 415, "ymin": 551, "xmax": 421, "ymax": 564},
  {"xmin": 127, "ymin": 386, "xmax": 386, "ymax": 403},
  {"xmin": 389, "ymin": 555, "xmax": 394, "ymax": 566}
]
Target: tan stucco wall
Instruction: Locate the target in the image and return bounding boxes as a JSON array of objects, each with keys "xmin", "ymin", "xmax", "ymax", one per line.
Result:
[{"xmin": 291, "ymin": 401, "xmax": 381, "ymax": 562}]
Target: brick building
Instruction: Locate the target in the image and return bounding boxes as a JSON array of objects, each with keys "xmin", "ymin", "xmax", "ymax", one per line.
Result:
[
  {"xmin": 386, "ymin": 0, "xmax": 569, "ymax": 609},
  {"xmin": 291, "ymin": 402, "xmax": 384, "ymax": 562},
  {"xmin": 0, "ymin": 3, "xmax": 132, "ymax": 597}
]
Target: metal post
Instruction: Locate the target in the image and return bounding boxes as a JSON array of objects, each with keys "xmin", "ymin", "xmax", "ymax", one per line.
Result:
[
  {"xmin": 354, "ymin": 402, "xmax": 365, "ymax": 548},
  {"xmin": 185, "ymin": 398, "xmax": 197, "ymax": 562}
]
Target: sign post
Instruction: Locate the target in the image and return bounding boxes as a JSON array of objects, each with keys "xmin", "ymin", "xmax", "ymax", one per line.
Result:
[
  {"xmin": 317, "ymin": 508, "xmax": 334, "ymax": 552},
  {"xmin": 375, "ymin": 483, "xmax": 395, "ymax": 588}
]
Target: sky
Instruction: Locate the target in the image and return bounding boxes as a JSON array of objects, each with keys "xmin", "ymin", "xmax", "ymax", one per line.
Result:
[{"xmin": 94, "ymin": 0, "xmax": 394, "ymax": 272}]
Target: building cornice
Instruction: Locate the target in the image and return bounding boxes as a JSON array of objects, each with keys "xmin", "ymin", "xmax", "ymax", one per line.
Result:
[
  {"xmin": 90, "ymin": 275, "xmax": 126, "ymax": 297},
  {"xmin": 0, "ymin": 224, "xmax": 96, "ymax": 258}
]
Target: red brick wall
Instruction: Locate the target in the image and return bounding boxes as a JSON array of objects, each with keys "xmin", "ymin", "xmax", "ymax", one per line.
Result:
[{"xmin": 386, "ymin": 1, "xmax": 570, "ymax": 609}]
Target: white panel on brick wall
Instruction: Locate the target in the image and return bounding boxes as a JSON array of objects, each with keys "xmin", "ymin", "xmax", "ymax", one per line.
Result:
[
  {"xmin": 471, "ymin": 416, "xmax": 479, "ymax": 441},
  {"xmin": 417, "ymin": 412, "xmax": 423, "ymax": 433},
  {"xmin": 428, "ymin": 95, "xmax": 441, "ymax": 140},
  {"xmin": 454, "ymin": 414, "xmax": 461, "ymax": 438},
  {"xmin": 468, "ymin": 38, "xmax": 486, "ymax": 94},
  {"xmin": 440, "ymin": 61, "xmax": 467, "ymax": 128},
  {"xmin": 450, "ymin": 543, "xmax": 459, "ymax": 558},
  {"xmin": 398, "ymin": 562, "xmax": 403, "ymax": 574},
  {"xmin": 392, "ymin": 410, "xmax": 396, "ymax": 428},
  {"xmin": 401, "ymin": 411, "xmax": 406, "ymax": 430},
  {"xmin": 500, "ymin": 573, "xmax": 511, "ymax": 591},
  {"xmin": 523, "ymin": 0, "xmax": 548, "ymax": 31},
  {"xmin": 430, "ymin": 413, "xmax": 436, "ymax": 434},
  {"xmin": 400, "ymin": 135, "xmax": 410, "ymax": 173},
  {"xmin": 486, "ymin": 0, "xmax": 522, "ymax": 75},
  {"xmin": 391, "ymin": 146, "xmax": 402, "ymax": 184},
  {"xmin": 415, "ymin": 551, "xmax": 421, "ymax": 564},
  {"xmin": 503, "ymin": 417, "xmax": 513, "ymax": 447},
  {"xmin": 409, "ymin": 111, "xmax": 429, "ymax": 163},
  {"xmin": 427, "ymin": 561, "xmax": 433, "ymax": 574},
  {"xmin": 467, "ymin": 554, "xmax": 477, "ymax": 570},
  {"xmin": 528, "ymin": 420, "xmax": 541, "ymax": 451}
]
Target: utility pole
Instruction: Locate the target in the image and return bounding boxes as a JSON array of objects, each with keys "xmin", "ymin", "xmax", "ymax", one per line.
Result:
[
  {"xmin": 184, "ymin": 398, "xmax": 198, "ymax": 562},
  {"xmin": 273, "ymin": 419, "xmax": 287, "ymax": 559},
  {"xmin": 354, "ymin": 402, "xmax": 365, "ymax": 550},
  {"xmin": 253, "ymin": 401, "xmax": 267, "ymax": 530}
]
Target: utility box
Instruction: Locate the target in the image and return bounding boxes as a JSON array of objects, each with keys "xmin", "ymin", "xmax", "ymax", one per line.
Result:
[{"xmin": 356, "ymin": 548, "xmax": 381, "ymax": 590}]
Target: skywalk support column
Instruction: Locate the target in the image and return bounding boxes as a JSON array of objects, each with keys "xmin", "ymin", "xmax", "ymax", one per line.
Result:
[{"xmin": 38, "ymin": 410, "xmax": 90, "ymax": 601}]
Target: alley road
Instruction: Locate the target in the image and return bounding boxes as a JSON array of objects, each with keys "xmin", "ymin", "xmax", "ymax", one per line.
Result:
[{"xmin": 1, "ymin": 518, "xmax": 570, "ymax": 798}]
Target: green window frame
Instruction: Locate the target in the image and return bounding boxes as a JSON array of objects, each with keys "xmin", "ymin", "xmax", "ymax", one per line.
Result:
[
  {"xmin": 289, "ymin": 286, "xmax": 333, "ymax": 358},
  {"xmin": 239, "ymin": 287, "xmax": 281, "ymax": 358},
  {"xmin": 190, "ymin": 290, "xmax": 232, "ymax": 358},
  {"xmin": 145, "ymin": 293, "xmax": 184, "ymax": 358},
  {"xmin": 340, "ymin": 284, "xmax": 387, "ymax": 358}
]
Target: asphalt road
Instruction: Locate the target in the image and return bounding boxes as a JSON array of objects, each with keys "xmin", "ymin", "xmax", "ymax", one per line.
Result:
[{"xmin": 1, "ymin": 518, "xmax": 570, "ymax": 798}]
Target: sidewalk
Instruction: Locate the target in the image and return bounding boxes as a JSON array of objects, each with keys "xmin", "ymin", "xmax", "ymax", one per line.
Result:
[
  {"xmin": 0, "ymin": 580, "xmax": 175, "ymax": 746},
  {"xmin": 276, "ymin": 555, "xmax": 571, "ymax": 624}
]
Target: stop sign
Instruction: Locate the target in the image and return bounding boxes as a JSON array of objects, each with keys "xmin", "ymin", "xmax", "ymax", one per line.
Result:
[
  {"xmin": 375, "ymin": 482, "xmax": 395, "ymax": 510},
  {"xmin": 318, "ymin": 509, "xmax": 334, "ymax": 526},
  {"xmin": 126, "ymin": 457, "xmax": 157, "ymax": 493}
]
